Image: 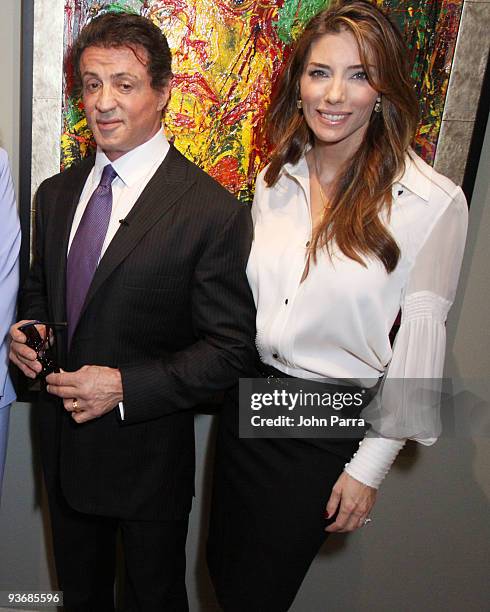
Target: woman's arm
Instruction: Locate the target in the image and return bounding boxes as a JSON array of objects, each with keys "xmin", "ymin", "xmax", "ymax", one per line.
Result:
[{"xmin": 326, "ymin": 186, "xmax": 468, "ymax": 530}]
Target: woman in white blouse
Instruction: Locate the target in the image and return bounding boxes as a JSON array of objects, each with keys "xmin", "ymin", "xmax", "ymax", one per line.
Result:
[{"xmin": 207, "ymin": 2, "xmax": 468, "ymax": 610}]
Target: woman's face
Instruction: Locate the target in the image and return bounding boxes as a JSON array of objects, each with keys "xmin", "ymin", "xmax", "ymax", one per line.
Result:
[{"xmin": 299, "ymin": 30, "xmax": 379, "ymax": 155}]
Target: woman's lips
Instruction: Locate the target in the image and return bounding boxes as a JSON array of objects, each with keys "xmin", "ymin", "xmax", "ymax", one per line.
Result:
[{"xmin": 316, "ymin": 110, "xmax": 351, "ymax": 125}]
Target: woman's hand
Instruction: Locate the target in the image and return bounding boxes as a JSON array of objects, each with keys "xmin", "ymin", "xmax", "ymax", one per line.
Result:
[{"xmin": 325, "ymin": 471, "xmax": 377, "ymax": 533}]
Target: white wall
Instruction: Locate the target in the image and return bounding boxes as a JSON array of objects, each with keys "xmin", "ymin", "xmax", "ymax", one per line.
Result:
[{"xmin": 0, "ymin": 0, "xmax": 21, "ymax": 181}]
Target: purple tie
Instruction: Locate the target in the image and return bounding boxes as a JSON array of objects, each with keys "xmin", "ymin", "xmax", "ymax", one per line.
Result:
[{"xmin": 66, "ymin": 164, "xmax": 117, "ymax": 346}]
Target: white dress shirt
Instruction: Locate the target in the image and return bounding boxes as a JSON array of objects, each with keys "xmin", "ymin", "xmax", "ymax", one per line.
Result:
[
  {"xmin": 247, "ymin": 150, "xmax": 468, "ymax": 488},
  {"xmin": 68, "ymin": 129, "xmax": 170, "ymax": 254},
  {"xmin": 68, "ymin": 129, "xmax": 170, "ymax": 419}
]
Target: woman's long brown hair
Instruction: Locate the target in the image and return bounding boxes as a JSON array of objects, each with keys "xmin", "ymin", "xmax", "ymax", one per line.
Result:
[{"xmin": 264, "ymin": 0, "xmax": 419, "ymax": 273}]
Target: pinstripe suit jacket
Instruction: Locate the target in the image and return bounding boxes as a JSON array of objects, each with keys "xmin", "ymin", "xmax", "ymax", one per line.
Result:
[{"xmin": 20, "ymin": 145, "xmax": 256, "ymax": 520}]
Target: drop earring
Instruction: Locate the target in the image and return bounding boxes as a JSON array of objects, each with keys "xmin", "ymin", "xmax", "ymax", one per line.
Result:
[
  {"xmin": 374, "ymin": 97, "xmax": 382, "ymax": 113},
  {"xmin": 297, "ymin": 99, "xmax": 302, "ymax": 110}
]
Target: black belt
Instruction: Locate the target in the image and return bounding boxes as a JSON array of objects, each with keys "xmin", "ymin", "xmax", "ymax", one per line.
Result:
[
  {"xmin": 256, "ymin": 360, "xmax": 294, "ymax": 379},
  {"xmin": 256, "ymin": 360, "xmax": 380, "ymax": 404}
]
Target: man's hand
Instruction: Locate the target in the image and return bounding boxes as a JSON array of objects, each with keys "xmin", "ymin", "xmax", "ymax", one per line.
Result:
[
  {"xmin": 325, "ymin": 471, "xmax": 377, "ymax": 533},
  {"xmin": 46, "ymin": 365, "xmax": 123, "ymax": 424},
  {"xmin": 9, "ymin": 320, "xmax": 45, "ymax": 378}
]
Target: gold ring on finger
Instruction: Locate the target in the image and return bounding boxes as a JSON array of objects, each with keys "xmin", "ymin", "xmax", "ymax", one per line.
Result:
[{"xmin": 72, "ymin": 399, "xmax": 79, "ymax": 411}]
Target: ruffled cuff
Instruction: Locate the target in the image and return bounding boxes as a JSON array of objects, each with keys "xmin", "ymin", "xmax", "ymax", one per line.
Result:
[{"xmin": 344, "ymin": 435, "xmax": 406, "ymax": 489}]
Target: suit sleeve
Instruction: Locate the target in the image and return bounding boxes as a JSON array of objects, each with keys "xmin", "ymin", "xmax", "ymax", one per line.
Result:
[
  {"xmin": 0, "ymin": 150, "xmax": 20, "ymax": 406},
  {"xmin": 118, "ymin": 201, "xmax": 256, "ymax": 423}
]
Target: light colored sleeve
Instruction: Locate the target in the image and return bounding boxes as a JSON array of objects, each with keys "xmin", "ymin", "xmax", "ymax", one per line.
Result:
[
  {"xmin": 345, "ymin": 186, "xmax": 468, "ymax": 488},
  {"xmin": 0, "ymin": 149, "xmax": 21, "ymax": 406}
]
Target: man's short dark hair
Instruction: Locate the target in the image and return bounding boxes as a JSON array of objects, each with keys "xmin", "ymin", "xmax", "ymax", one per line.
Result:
[{"xmin": 70, "ymin": 12, "xmax": 172, "ymax": 97}]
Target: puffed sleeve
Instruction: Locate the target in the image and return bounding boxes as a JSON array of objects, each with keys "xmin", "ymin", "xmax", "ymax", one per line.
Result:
[
  {"xmin": 380, "ymin": 186, "xmax": 468, "ymax": 440},
  {"xmin": 345, "ymin": 186, "xmax": 468, "ymax": 488}
]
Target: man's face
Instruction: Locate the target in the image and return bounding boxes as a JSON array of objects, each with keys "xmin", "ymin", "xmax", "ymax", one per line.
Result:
[{"xmin": 80, "ymin": 45, "xmax": 169, "ymax": 161}]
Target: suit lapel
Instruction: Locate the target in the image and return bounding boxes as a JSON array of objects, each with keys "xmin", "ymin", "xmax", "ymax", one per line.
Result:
[
  {"xmin": 80, "ymin": 145, "xmax": 196, "ymax": 317},
  {"xmin": 49, "ymin": 157, "xmax": 94, "ymax": 328}
]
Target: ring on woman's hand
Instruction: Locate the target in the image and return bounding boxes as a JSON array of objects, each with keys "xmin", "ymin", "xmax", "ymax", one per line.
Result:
[
  {"xmin": 72, "ymin": 399, "xmax": 79, "ymax": 411},
  {"xmin": 362, "ymin": 517, "xmax": 372, "ymax": 526}
]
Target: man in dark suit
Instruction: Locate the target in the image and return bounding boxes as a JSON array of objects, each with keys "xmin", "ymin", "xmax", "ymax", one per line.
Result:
[{"xmin": 9, "ymin": 12, "xmax": 255, "ymax": 611}]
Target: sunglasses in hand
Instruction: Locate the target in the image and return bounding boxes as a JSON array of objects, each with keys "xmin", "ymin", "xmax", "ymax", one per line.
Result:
[{"xmin": 18, "ymin": 321, "xmax": 66, "ymax": 378}]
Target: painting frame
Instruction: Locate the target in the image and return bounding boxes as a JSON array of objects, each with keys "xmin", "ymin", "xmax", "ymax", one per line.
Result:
[{"xmin": 20, "ymin": 0, "xmax": 490, "ymax": 272}]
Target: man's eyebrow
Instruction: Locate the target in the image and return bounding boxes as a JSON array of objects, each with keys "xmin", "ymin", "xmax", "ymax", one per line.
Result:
[
  {"xmin": 111, "ymin": 72, "xmax": 138, "ymax": 79},
  {"xmin": 81, "ymin": 71, "xmax": 138, "ymax": 79}
]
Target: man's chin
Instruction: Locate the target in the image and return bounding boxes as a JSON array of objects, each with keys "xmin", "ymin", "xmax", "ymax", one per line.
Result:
[
  {"xmin": 92, "ymin": 136, "xmax": 126, "ymax": 161},
  {"xmin": 91, "ymin": 126, "xmax": 123, "ymax": 146},
  {"xmin": 100, "ymin": 146, "xmax": 126, "ymax": 162}
]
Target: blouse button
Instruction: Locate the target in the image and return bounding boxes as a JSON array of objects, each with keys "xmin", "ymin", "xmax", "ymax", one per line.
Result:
[
  {"xmin": 285, "ymin": 299, "xmax": 288, "ymax": 305},
  {"xmin": 272, "ymin": 353, "xmax": 278, "ymax": 359}
]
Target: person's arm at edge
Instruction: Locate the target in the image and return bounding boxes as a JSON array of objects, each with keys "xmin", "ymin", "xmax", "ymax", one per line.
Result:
[{"xmin": 0, "ymin": 150, "xmax": 21, "ymax": 404}]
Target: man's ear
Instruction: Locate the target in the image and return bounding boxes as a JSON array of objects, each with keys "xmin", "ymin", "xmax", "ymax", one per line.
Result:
[{"xmin": 157, "ymin": 84, "xmax": 171, "ymax": 112}]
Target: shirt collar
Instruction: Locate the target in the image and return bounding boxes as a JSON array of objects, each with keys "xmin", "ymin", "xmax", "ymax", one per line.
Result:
[
  {"xmin": 282, "ymin": 146, "xmax": 310, "ymax": 183},
  {"xmin": 392, "ymin": 150, "xmax": 433, "ymax": 202},
  {"xmin": 93, "ymin": 129, "xmax": 170, "ymax": 187},
  {"xmin": 281, "ymin": 148, "xmax": 433, "ymax": 203},
  {"xmin": 281, "ymin": 152, "xmax": 311, "ymax": 200},
  {"xmin": 283, "ymin": 156, "xmax": 309, "ymax": 180}
]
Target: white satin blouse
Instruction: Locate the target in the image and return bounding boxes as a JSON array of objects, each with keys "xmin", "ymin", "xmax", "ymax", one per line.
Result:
[{"xmin": 247, "ymin": 150, "xmax": 468, "ymax": 488}]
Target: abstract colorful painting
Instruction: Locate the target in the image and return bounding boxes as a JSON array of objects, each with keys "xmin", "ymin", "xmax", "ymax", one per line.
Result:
[{"xmin": 62, "ymin": 0, "xmax": 464, "ymax": 203}]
